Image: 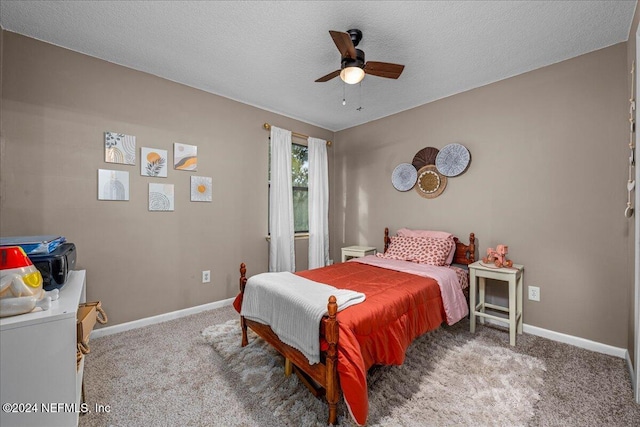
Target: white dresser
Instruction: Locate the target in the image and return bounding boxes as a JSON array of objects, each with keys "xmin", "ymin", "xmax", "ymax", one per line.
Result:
[{"xmin": 0, "ymin": 270, "xmax": 86, "ymax": 427}]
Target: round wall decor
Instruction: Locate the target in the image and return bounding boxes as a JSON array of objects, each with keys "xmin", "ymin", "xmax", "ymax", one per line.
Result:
[
  {"xmin": 435, "ymin": 143, "xmax": 471, "ymax": 177},
  {"xmin": 412, "ymin": 147, "xmax": 439, "ymax": 170},
  {"xmin": 391, "ymin": 163, "xmax": 418, "ymax": 191},
  {"xmin": 415, "ymin": 165, "xmax": 447, "ymax": 199}
]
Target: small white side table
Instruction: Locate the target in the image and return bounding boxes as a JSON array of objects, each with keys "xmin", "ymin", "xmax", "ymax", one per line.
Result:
[
  {"xmin": 341, "ymin": 246, "xmax": 376, "ymax": 262},
  {"xmin": 469, "ymin": 261, "xmax": 524, "ymax": 346}
]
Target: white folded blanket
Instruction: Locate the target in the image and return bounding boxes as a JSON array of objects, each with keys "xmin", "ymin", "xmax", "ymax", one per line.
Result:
[{"xmin": 240, "ymin": 271, "xmax": 366, "ymax": 364}]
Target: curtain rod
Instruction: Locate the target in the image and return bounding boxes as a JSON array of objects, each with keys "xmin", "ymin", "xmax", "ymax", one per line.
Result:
[{"xmin": 263, "ymin": 123, "xmax": 332, "ymax": 146}]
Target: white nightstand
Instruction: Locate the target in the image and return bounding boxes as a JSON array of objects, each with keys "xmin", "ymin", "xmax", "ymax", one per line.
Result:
[
  {"xmin": 341, "ymin": 246, "xmax": 376, "ymax": 262},
  {"xmin": 469, "ymin": 261, "xmax": 524, "ymax": 346}
]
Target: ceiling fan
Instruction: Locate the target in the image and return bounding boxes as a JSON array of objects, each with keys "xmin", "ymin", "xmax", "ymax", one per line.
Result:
[{"xmin": 315, "ymin": 29, "xmax": 405, "ymax": 84}]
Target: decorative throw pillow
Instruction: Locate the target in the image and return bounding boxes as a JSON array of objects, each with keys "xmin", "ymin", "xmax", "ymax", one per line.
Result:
[
  {"xmin": 397, "ymin": 228, "xmax": 457, "ymax": 265},
  {"xmin": 445, "ymin": 237, "xmax": 457, "ymax": 265},
  {"xmin": 416, "ymin": 236, "xmax": 454, "ymax": 266},
  {"xmin": 377, "ymin": 235, "xmax": 418, "ymax": 261},
  {"xmin": 378, "ymin": 235, "xmax": 453, "ymax": 266}
]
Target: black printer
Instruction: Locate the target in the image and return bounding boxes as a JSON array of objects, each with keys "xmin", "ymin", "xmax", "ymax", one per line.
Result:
[{"xmin": 28, "ymin": 243, "xmax": 77, "ymax": 291}]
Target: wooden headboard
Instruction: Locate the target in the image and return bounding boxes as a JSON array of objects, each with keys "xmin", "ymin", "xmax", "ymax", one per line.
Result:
[{"xmin": 383, "ymin": 227, "xmax": 475, "ymax": 265}]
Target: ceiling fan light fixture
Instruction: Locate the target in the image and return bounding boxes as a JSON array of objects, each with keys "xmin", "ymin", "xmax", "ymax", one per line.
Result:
[
  {"xmin": 315, "ymin": 30, "xmax": 404, "ymax": 84},
  {"xmin": 340, "ymin": 66, "xmax": 365, "ymax": 84}
]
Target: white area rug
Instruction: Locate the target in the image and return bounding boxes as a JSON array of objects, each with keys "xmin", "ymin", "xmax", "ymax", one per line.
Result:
[{"xmin": 202, "ymin": 320, "xmax": 546, "ymax": 426}]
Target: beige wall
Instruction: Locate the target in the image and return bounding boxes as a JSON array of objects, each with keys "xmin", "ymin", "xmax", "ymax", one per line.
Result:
[
  {"xmin": 0, "ymin": 29, "xmax": 633, "ymax": 350},
  {"xmin": 0, "ymin": 32, "xmax": 332, "ymax": 325},
  {"xmin": 333, "ymin": 43, "xmax": 630, "ymax": 348}
]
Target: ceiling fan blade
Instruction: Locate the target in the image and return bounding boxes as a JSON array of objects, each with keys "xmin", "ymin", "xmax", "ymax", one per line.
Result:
[
  {"xmin": 329, "ymin": 30, "xmax": 356, "ymax": 59},
  {"xmin": 364, "ymin": 61, "xmax": 405, "ymax": 79},
  {"xmin": 315, "ymin": 69, "xmax": 341, "ymax": 82}
]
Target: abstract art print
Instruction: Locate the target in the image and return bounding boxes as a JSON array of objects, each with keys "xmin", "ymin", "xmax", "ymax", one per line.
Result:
[
  {"xmin": 141, "ymin": 147, "xmax": 168, "ymax": 177},
  {"xmin": 149, "ymin": 183, "xmax": 174, "ymax": 211},
  {"xmin": 190, "ymin": 176, "xmax": 212, "ymax": 202},
  {"xmin": 174, "ymin": 143, "xmax": 197, "ymax": 171},
  {"xmin": 105, "ymin": 131, "xmax": 136, "ymax": 165},
  {"xmin": 98, "ymin": 169, "xmax": 130, "ymax": 201}
]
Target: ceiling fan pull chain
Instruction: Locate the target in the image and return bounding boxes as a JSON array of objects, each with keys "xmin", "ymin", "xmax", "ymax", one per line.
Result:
[{"xmin": 342, "ymin": 81, "xmax": 346, "ymax": 106}]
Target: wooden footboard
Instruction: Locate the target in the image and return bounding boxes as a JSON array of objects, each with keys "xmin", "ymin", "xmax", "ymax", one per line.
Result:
[{"xmin": 239, "ymin": 263, "xmax": 340, "ymax": 425}]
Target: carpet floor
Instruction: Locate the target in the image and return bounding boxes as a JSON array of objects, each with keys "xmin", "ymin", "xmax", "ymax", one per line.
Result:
[
  {"xmin": 201, "ymin": 319, "xmax": 545, "ymax": 426},
  {"xmin": 80, "ymin": 305, "xmax": 640, "ymax": 426}
]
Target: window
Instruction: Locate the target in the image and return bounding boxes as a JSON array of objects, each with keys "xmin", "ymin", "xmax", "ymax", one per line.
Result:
[
  {"xmin": 291, "ymin": 144, "xmax": 309, "ymax": 233},
  {"xmin": 269, "ymin": 143, "xmax": 309, "ymax": 233}
]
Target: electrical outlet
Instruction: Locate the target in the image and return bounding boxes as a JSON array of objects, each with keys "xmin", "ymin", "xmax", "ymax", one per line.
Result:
[
  {"xmin": 528, "ymin": 285, "xmax": 540, "ymax": 301},
  {"xmin": 202, "ymin": 270, "xmax": 211, "ymax": 283}
]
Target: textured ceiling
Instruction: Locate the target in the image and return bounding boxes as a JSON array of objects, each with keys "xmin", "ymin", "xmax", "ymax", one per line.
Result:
[{"xmin": 0, "ymin": 1, "xmax": 636, "ymax": 131}]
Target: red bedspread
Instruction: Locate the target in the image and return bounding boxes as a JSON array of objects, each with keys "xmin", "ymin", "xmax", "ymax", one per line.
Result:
[
  {"xmin": 234, "ymin": 261, "xmax": 446, "ymax": 425},
  {"xmin": 298, "ymin": 262, "xmax": 445, "ymax": 425}
]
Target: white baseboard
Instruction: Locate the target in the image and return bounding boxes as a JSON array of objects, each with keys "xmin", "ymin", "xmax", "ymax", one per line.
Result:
[
  {"xmin": 480, "ymin": 317, "xmax": 628, "ymax": 359},
  {"xmin": 92, "ymin": 299, "xmax": 629, "ymax": 362},
  {"xmin": 90, "ymin": 297, "xmax": 235, "ymax": 339},
  {"xmin": 524, "ymin": 324, "xmax": 628, "ymax": 358}
]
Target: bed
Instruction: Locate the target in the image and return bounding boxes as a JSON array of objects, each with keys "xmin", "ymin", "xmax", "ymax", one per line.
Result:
[{"xmin": 234, "ymin": 227, "xmax": 475, "ymax": 425}]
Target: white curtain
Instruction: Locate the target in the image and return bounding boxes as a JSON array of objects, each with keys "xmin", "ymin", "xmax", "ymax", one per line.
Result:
[
  {"xmin": 269, "ymin": 126, "xmax": 295, "ymax": 272},
  {"xmin": 308, "ymin": 137, "xmax": 329, "ymax": 269}
]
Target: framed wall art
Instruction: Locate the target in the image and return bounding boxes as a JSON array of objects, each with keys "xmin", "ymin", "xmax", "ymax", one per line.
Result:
[
  {"xmin": 190, "ymin": 176, "xmax": 212, "ymax": 202},
  {"xmin": 105, "ymin": 131, "xmax": 136, "ymax": 165},
  {"xmin": 148, "ymin": 183, "xmax": 175, "ymax": 211},
  {"xmin": 174, "ymin": 143, "xmax": 197, "ymax": 171},
  {"xmin": 141, "ymin": 147, "xmax": 168, "ymax": 177},
  {"xmin": 98, "ymin": 169, "xmax": 130, "ymax": 201}
]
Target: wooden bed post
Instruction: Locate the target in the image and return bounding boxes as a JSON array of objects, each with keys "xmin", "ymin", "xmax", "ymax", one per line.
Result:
[
  {"xmin": 468, "ymin": 233, "xmax": 476, "ymax": 263},
  {"xmin": 239, "ymin": 263, "xmax": 248, "ymax": 347},
  {"xmin": 325, "ymin": 295, "xmax": 339, "ymax": 426},
  {"xmin": 384, "ymin": 227, "xmax": 391, "ymax": 253}
]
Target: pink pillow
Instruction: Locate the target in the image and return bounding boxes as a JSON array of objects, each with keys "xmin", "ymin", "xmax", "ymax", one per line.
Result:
[
  {"xmin": 378, "ymin": 235, "xmax": 453, "ymax": 266},
  {"xmin": 397, "ymin": 228, "xmax": 456, "ymax": 265},
  {"xmin": 445, "ymin": 238, "xmax": 456, "ymax": 265},
  {"xmin": 397, "ymin": 228, "xmax": 453, "ymax": 240}
]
